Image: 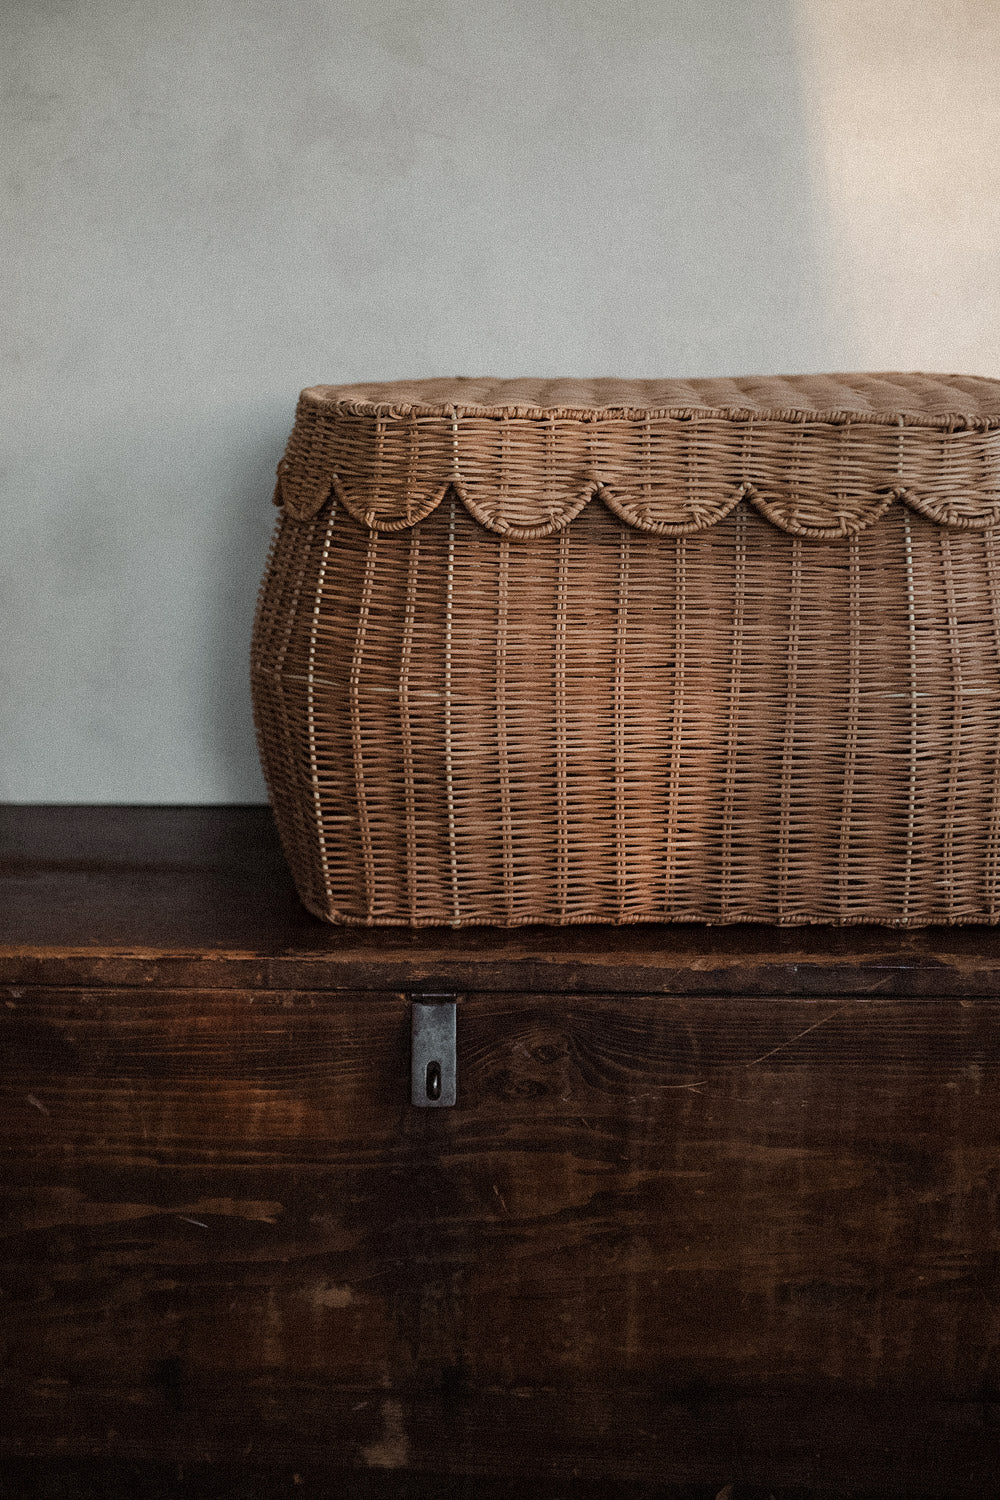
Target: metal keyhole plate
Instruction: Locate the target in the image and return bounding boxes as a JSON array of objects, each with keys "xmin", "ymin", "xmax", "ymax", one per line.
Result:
[{"xmin": 410, "ymin": 998, "xmax": 457, "ymax": 1107}]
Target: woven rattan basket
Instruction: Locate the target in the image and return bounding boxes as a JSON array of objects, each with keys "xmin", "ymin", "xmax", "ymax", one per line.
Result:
[{"xmin": 251, "ymin": 373, "xmax": 1000, "ymax": 926}]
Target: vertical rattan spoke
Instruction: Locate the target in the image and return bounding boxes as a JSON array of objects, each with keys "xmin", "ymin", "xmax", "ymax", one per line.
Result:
[
  {"xmin": 399, "ymin": 529, "xmax": 420, "ymax": 922},
  {"xmin": 349, "ymin": 528, "xmax": 378, "ymax": 918},
  {"xmin": 307, "ymin": 506, "xmax": 336, "ymax": 913}
]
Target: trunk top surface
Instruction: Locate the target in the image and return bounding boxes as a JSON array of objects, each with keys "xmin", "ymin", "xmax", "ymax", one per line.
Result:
[{"xmin": 2, "ymin": 804, "xmax": 1000, "ymax": 993}]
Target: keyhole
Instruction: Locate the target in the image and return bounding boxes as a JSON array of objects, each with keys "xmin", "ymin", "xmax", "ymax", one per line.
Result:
[{"xmin": 426, "ymin": 1060, "xmax": 442, "ymax": 1101}]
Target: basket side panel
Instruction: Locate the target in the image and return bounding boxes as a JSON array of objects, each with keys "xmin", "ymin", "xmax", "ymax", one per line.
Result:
[
  {"xmin": 251, "ymin": 511, "xmax": 342, "ymax": 917},
  {"xmin": 252, "ymin": 498, "xmax": 1000, "ymax": 925}
]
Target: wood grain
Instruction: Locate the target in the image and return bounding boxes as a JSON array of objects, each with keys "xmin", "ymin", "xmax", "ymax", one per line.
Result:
[
  {"xmin": 4, "ymin": 974, "xmax": 1000, "ymax": 1492},
  {"xmin": 5, "ymin": 806, "xmax": 1000, "ymax": 1495},
  {"xmin": 0, "ymin": 1460, "xmax": 865, "ymax": 1500}
]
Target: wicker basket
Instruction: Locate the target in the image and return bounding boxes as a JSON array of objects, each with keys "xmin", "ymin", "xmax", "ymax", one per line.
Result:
[{"xmin": 251, "ymin": 374, "xmax": 1000, "ymax": 926}]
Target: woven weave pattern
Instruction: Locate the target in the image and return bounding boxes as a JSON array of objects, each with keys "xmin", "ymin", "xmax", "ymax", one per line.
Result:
[
  {"xmin": 252, "ymin": 374, "xmax": 1000, "ymax": 926},
  {"xmin": 277, "ymin": 373, "xmax": 1000, "ymax": 538}
]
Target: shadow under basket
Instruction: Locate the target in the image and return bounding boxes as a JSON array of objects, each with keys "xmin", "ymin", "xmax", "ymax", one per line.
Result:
[{"xmin": 250, "ymin": 372, "xmax": 1000, "ymax": 927}]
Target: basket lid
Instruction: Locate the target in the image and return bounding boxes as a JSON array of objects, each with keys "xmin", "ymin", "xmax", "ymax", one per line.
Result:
[{"xmin": 274, "ymin": 372, "xmax": 1000, "ymax": 539}]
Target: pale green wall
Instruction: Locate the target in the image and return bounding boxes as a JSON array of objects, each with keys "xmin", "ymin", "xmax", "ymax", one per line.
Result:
[{"xmin": 3, "ymin": 0, "xmax": 997, "ymax": 800}]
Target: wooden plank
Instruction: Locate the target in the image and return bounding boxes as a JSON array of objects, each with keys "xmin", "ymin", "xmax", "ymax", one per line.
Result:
[
  {"xmin": 4, "ymin": 1385, "xmax": 1000, "ymax": 1495},
  {"xmin": 4, "ymin": 985, "xmax": 1000, "ymax": 1489},
  {"xmin": 4, "ymin": 806, "xmax": 1000, "ymax": 994},
  {"xmin": 0, "ymin": 1459, "xmax": 821, "ymax": 1500}
]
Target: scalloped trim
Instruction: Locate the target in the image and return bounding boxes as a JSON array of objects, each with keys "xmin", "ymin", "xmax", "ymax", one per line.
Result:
[
  {"xmin": 274, "ymin": 392, "xmax": 1000, "ymax": 538},
  {"xmin": 276, "ymin": 470, "xmax": 1000, "ymax": 538},
  {"xmin": 598, "ymin": 480, "xmax": 746, "ymax": 536},
  {"xmin": 331, "ymin": 474, "xmax": 449, "ymax": 532}
]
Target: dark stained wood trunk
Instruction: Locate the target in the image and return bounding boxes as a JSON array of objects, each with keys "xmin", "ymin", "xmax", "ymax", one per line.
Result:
[{"xmin": 3, "ymin": 806, "xmax": 1000, "ymax": 1497}]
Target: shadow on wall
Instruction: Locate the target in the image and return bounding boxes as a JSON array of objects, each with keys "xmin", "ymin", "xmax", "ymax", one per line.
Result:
[
  {"xmin": 319, "ymin": 0, "xmax": 840, "ymax": 378},
  {"xmin": 2, "ymin": 0, "xmax": 842, "ymax": 803},
  {"xmin": 206, "ymin": 422, "xmax": 283, "ymax": 805},
  {"xmin": 186, "ymin": 0, "xmax": 843, "ymax": 803},
  {"xmin": 517, "ymin": 0, "xmax": 841, "ymax": 376}
]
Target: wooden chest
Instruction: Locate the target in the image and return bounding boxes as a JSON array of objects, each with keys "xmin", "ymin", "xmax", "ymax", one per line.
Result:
[{"xmin": 3, "ymin": 806, "xmax": 1000, "ymax": 1498}]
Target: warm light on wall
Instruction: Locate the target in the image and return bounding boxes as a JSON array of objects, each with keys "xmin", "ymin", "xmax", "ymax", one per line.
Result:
[{"xmin": 792, "ymin": 0, "xmax": 1000, "ymax": 372}]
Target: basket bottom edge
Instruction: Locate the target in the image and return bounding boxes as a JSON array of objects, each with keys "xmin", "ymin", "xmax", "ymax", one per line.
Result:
[{"xmin": 294, "ymin": 898, "xmax": 1000, "ymax": 930}]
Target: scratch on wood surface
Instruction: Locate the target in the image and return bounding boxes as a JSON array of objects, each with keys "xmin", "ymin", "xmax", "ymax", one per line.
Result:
[
  {"xmin": 25, "ymin": 1093, "xmax": 49, "ymax": 1115},
  {"xmin": 181, "ymin": 1198, "xmax": 282, "ymax": 1224},
  {"xmin": 745, "ymin": 1005, "xmax": 851, "ymax": 1068},
  {"xmin": 650, "ymin": 1003, "xmax": 853, "ymax": 1095}
]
